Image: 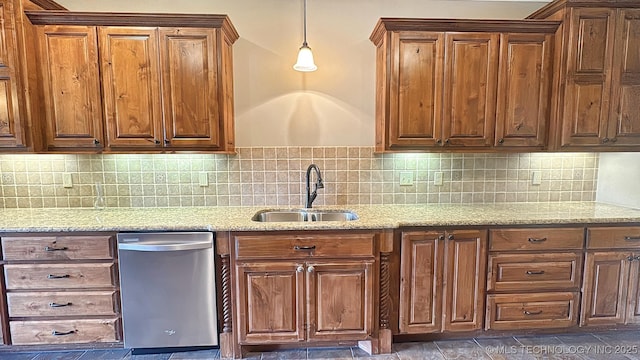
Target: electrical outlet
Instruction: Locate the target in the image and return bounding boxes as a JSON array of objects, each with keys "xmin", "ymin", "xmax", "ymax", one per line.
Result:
[
  {"xmin": 434, "ymin": 172, "xmax": 444, "ymax": 186},
  {"xmin": 399, "ymin": 172, "xmax": 414, "ymax": 186},
  {"xmin": 199, "ymin": 172, "xmax": 209, "ymax": 187},
  {"xmin": 532, "ymin": 171, "xmax": 542, "ymax": 185},
  {"xmin": 62, "ymin": 173, "xmax": 73, "ymax": 188}
]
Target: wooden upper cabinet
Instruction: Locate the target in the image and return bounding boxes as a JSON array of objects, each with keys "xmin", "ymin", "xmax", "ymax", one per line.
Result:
[
  {"xmin": 443, "ymin": 33, "xmax": 498, "ymax": 149},
  {"xmin": 0, "ymin": 0, "xmax": 27, "ymax": 149},
  {"xmin": 159, "ymin": 28, "xmax": 221, "ymax": 148},
  {"xmin": 495, "ymin": 33, "xmax": 554, "ymax": 148},
  {"xmin": 37, "ymin": 25, "xmax": 104, "ymax": 150},
  {"xmin": 99, "ymin": 27, "xmax": 163, "ymax": 149},
  {"xmin": 26, "ymin": 11, "xmax": 239, "ymax": 153},
  {"xmin": 370, "ymin": 19, "xmax": 560, "ymax": 152}
]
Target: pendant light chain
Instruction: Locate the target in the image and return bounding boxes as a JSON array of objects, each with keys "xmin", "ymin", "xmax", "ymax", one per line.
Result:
[{"xmin": 302, "ymin": 0, "xmax": 308, "ymax": 47}]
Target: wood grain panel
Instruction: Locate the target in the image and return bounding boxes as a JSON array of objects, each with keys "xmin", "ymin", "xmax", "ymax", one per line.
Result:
[
  {"xmin": 443, "ymin": 229, "xmax": 487, "ymax": 332},
  {"xmin": 1, "ymin": 235, "xmax": 114, "ymax": 261},
  {"xmin": 587, "ymin": 226, "xmax": 640, "ymax": 249},
  {"xmin": 236, "ymin": 261, "xmax": 304, "ymax": 344},
  {"xmin": 234, "ymin": 233, "xmax": 375, "ymax": 260},
  {"xmin": 629, "ymin": 258, "xmax": 640, "ymax": 325},
  {"xmin": 7, "ymin": 291, "xmax": 118, "ymax": 317},
  {"xmin": 489, "ymin": 228, "xmax": 584, "ymax": 251},
  {"xmin": 580, "ymin": 251, "xmax": 630, "ymax": 326},
  {"xmin": 486, "ymin": 292, "xmax": 579, "ymax": 330},
  {"xmin": 306, "ymin": 261, "xmax": 373, "ymax": 342},
  {"xmin": 10, "ymin": 318, "xmax": 120, "ymax": 345},
  {"xmin": 99, "ymin": 27, "xmax": 163, "ymax": 149},
  {"xmin": 399, "ymin": 231, "xmax": 443, "ymax": 334},
  {"xmin": 159, "ymin": 28, "xmax": 220, "ymax": 148},
  {"xmin": 4, "ymin": 263, "xmax": 117, "ymax": 290},
  {"xmin": 487, "ymin": 252, "xmax": 582, "ymax": 292},
  {"xmin": 37, "ymin": 25, "xmax": 104, "ymax": 150}
]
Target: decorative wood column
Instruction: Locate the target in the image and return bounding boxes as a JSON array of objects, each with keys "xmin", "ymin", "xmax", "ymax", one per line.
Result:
[
  {"xmin": 379, "ymin": 230, "xmax": 394, "ymax": 353},
  {"xmin": 216, "ymin": 231, "xmax": 235, "ymax": 359}
]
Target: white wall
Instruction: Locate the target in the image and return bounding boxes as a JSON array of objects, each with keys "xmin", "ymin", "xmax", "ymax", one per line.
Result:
[
  {"xmin": 597, "ymin": 153, "xmax": 640, "ymax": 209},
  {"xmin": 56, "ymin": 0, "xmax": 548, "ymax": 146}
]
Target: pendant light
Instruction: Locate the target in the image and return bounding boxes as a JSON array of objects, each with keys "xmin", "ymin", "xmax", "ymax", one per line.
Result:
[{"xmin": 293, "ymin": 0, "xmax": 317, "ymax": 72}]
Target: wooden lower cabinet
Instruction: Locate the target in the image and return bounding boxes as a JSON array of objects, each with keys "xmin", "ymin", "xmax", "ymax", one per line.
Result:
[
  {"xmin": 486, "ymin": 292, "xmax": 579, "ymax": 330},
  {"xmin": 399, "ymin": 229, "xmax": 487, "ymax": 334}
]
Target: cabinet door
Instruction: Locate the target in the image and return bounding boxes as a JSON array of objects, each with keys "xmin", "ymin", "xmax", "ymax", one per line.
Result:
[
  {"xmin": 608, "ymin": 9, "xmax": 640, "ymax": 147},
  {"xmin": 443, "ymin": 229, "xmax": 487, "ymax": 332},
  {"xmin": 399, "ymin": 231, "xmax": 444, "ymax": 334},
  {"xmin": 580, "ymin": 251, "xmax": 630, "ymax": 326},
  {"xmin": 37, "ymin": 25, "xmax": 104, "ymax": 150},
  {"xmin": 388, "ymin": 31, "xmax": 444, "ymax": 149},
  {"xmin": 0, "ymin": 0, "xmax": 26, "ymax": 148},
  {"xmin": 442, "ymin": 33, "xmax": 498, "ymax": 148},
  {"xmin": 159, "ymin": 28, "xmax": 221, "ymax": 149},
  {"xmin": 561, "ymin": 8, "xmax": 616, "ymax": 148},
  {"xmin": 99, "ymin": 27, "xmax": 163, "ymax": 150},
  {"xmin": 306, "ymin": 261, "xmax": 374, "ymax": 342},
  {"xmin": 236, "ymin": 261, "xmax": 305, "ymax": 344},
  {"xmin": 495, "ymin": 33, "xmax": 553, "ymax": 148},
  {"xmin": 627, "ymin": 254, "xmax": 640, "ymax": 325}
]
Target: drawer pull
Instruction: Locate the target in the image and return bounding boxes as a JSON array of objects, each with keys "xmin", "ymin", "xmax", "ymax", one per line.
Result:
[
  {"xmin": 49, "ymin": 302, "xmax": 72, "ymax": 308},
  {"xmin": 528, "ymin": 237, "xmax": 547, "ymax": 243},
  {"xmin": 47, "ymin": 274, "xmax": 70, "ymax": 279},
  {"xmin": 44, "ymin": 246, "xmax": 69, "ymax": 252},
  {"xmin": 52, "ymin": 330, "xmax": 76, "ymax": 336},
  {"xmin": 294, "ymin": 245, "xmax": 316, "ymax": 251},
  {"xmin": 524, "ymin": 310, "xmax": 543, "ymax": 316},
  {"xmin": 526, "ymin": 270, "xmax": 545, "ymax": 275},
  {"xmin": 624, "ymin": 236, "xmax": 640, "ymax": 241}
]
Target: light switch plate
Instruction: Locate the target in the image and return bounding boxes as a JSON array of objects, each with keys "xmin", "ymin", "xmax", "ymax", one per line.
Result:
[
  {"xmin": 199, "ymin": 172, "xmax": 209, "ymax": 187},
  {"xmin": 434, "ymin": 172, "xmax": 444, "ymax": 186},
  {"xmin": 399, "ymin": 172, "xmax": 414, "ymax": 186},
  {"xmin": 62, "ymin": 173, "xmax": 73, "ymax": 188},
  {"xmin": 532, "ymin": 171, "xmax": 542, "ymax": 185}
]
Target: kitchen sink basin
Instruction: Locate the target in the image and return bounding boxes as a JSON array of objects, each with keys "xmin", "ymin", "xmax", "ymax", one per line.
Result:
[{"xmin": 252, "ymin": 209, "xmax": 358, "ymax": 222}]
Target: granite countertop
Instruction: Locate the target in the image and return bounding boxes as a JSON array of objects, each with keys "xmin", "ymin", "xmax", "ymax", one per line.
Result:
[{"xmin": 0, "ymin": 202, "xmax": 639, "ymax": 233}]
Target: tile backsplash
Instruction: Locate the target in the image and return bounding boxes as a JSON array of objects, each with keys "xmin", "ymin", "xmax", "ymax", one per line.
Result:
[{"xmin": 0, "ymin": 147, "xmax": 598, "ymax": 209}]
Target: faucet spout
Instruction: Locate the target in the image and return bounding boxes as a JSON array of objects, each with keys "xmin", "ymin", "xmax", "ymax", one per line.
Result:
[{"xmin": 305, "ymin": 164, "xmax": 323, "ymax": 208}]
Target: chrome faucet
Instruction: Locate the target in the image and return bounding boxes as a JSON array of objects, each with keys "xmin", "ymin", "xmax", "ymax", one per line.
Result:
[{"xmin": 305, "ymin": 164, "xmax": 324, "ymax": 208}]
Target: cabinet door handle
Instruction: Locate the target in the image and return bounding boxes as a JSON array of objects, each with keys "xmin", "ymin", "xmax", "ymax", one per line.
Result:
[
  {"xmin": 526, "ymin": 270, "xmax": 545, "ymax": 275},
  {"xmin": 164, "ymin": 139, "xmax": 171, "ymax": 145},
  {"xmin": 44, "ymin": 246, "xmax": 68, "ymax": 252},
  {"xmin": 52, "ymin": 330, "xmax": 76, "ymax": 336},
  {"xmin": 635, "ymin": 256, "xmax": 640, "ymax": 261},
  {"xmin": 602, "ymin": 137, "xmax": 610, "ymax": 143},
  {"xmin": 307, "ymin": 266, "xmax": 315, "ymax": 273},
  {"xmin": 435, "ymin": 139, "xmax": 442, "ymax": 146},
  {"xmin": 524, "ymin": 310, "xmax": 543, "ymax": 316},
  {"xmin": 628, "ymin": 255, "xmax": 636, "ymax": 262},
  {"xmin": 438, "ymin": 235, "xmax": 445, "ymax": 241},
  {"xmin": 93, "ymin": 138, "xmax": 100, "ymax": 145},
  {"xmin": 528, "ymin": 237, "xmax": 547, "ymax": 243},
  {"xmin": 47, "ymin": 274, "xmax": 70, "ymax": 279},
  {"xmin": 448, "ymin": 234, "xmax": 454, "ymax": 240},
  {"xmin": 49, "ymin": 302, "xmax": 72, "ymax": 308},
  {"xmin": 294, "ymin": 245, "xmax": 316, "ymax": 251},
  {"xmin": 498, "ymin": 138, "xmax": 504, "ymax": 145},
  {"xmin": 296, "ymin": 265, "xmax": 305, "ymax": 273},
  {"xmin": 624, "ymin": 236, "xmax": 640, "ymax": 241}
]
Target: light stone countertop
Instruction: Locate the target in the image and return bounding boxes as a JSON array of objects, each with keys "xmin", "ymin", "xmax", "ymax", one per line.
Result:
[{"xmin": 0, "ymin": 202, "xmax": 639, "ymax": 233}]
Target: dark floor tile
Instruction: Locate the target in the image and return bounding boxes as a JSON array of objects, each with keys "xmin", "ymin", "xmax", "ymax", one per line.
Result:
[
  {"xmin": 32, "ymin": 351, "xmax": 86, "ymax": 360},
  {"xmin": 556, "ymin": 333, "xmax": 630, "ymax": 360},
  {"xmin": 474, "ymin": 337, "xmax": 536, "ymax": 360},
  {"xmin": 168, "ymin": 349, "xmax": 220, "ymax": 359},
  {"xmin": 307, "ymin": 347, "xmax": 352, "ymax": 360},
  {"xmin": 78, "ymin": 349, "xmax": 131, "ymax": 360},
  {"xmin": 0, "ymin": 353, "xmax": 39, "ymax": 360},
  {"xmin": 260, "ymin": 349, "xmax": 306, "ymax": 360},
  {"xmin": 434, "ymin": 339, "xmax": 492, "ymax": 360},
  {"xmin": 393, "ymin": 342, "xmax": 445, "ymax": 360},
  {"xmin": 123, "ymin": 353, "xmax": 172, "ymax": 360},
  {"xmin": 592, "ymin": 330, "xmax": 640, "ymax": 360},
  {"xmin": 351, "ymin": 346, "xmax": 399, "ymax": 359}
]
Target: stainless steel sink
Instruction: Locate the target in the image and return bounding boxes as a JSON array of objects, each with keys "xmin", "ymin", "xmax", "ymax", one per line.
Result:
[{"xmin": 252, "ymin": 209, "xmax": 358, "ymax": 222}]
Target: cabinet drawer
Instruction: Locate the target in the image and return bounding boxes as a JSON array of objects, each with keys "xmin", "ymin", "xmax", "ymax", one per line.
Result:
[
  {"xmin": 486, "ymin": 292, "xmax": 579, "ymax": 330},
  {"xmin": 7, "ymin": 291, "xmax": 119, "ymax": 317},
  {"xmin": 2, "ymin": 235, "xmax": 115, "ymax": 261},
  {"xmin": 487, "ymin": 253, "xmax": 582, "ymax": 292},
  {"xmin": 5, "ymin": 263, "xmax": 118, "ymax": 290},
  {"xmin": 10, "ymin": 318, "xmax": 120, "ymax": 345},
  {"xmin": 489, "ymin": 228, "xmax": 584, "ymax": 251},
  {"xmin": 587, "ymin": 227, "xmax": 640, "ymax": 249},
  {"xmin": 234, "ymin": 233, "xmax": 376, "ymax": 260}
]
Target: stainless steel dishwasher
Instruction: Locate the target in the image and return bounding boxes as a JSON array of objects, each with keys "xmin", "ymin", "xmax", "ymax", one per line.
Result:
[{"xmin": 117, "ymin": 232, "xmax": 218, "ymax": 350}]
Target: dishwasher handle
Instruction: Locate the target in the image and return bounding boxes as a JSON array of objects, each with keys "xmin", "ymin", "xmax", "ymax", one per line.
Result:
[{"xmin": 118, "ymin": 239, "xmax": 212, "ymax": 252}]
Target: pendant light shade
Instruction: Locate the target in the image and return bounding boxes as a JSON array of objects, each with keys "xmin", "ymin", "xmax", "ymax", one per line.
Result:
[{"xmin": 293, "ymin": 0, "xmax": 317, "ymax": 72}]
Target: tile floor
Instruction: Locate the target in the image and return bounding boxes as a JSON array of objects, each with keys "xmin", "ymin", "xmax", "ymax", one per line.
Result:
[{"xmin": 0, "ymin": 331, "xmax": 639, "ymax": 360}]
